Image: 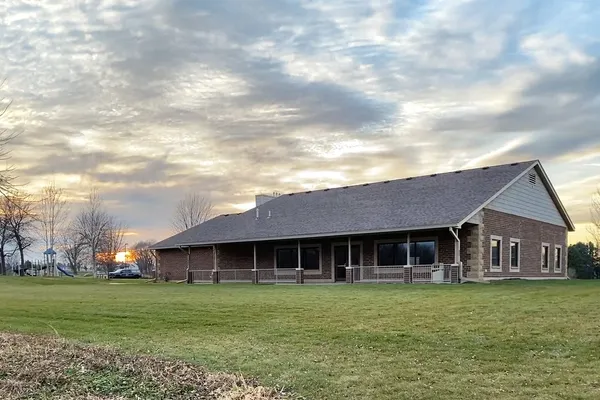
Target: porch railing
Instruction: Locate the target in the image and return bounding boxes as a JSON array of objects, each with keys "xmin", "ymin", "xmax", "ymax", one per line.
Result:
[
  {"xmin": 220, "ymin": 269, "xmax": 253, "ymax": 283},
  {"xmin": 189, "ymin": 269, "xmax": 213, "ymax": 284},
  {"xmin": 257, "ymin": 268, "xmax": 296, "ymax": 284},
  {"xmin": 354, "ymin": 265, "xmax": 404, "ymax": 283},
  {"xmin": 412, "ymin": 264, "xmax": 453, "ymax": 283},
  {"xmin": 353, "ymin": 264, "xmax": 456, "ymax": 284}
]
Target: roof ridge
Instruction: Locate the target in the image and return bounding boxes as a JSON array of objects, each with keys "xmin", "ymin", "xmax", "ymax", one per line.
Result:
[{"xmin": 268, "ymin": 160, "xmax": 538, "ymax": 198}]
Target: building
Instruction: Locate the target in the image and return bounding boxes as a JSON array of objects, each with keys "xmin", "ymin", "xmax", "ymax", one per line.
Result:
[{"xmin": 151, "ymin": 160, "xmax": 574, "ymax": 284}]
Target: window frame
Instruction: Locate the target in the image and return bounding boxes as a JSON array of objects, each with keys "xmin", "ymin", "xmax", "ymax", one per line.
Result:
[
  {"xmin": 541, "ymin": 243, "xmax": 550, "ymax": 273},
  {"xmin": 554, "ymin": 244, "xmax": 563, "ymax": 273},
  {"xmin": 273, "ymin": 244, "xmax": 322, "ymax": 275},
  {"xmin": 374, "ymin": 237, "xmax": 438, "ymax": 267},
  {"xmin": 490, "ymin": 235, "xmax": 503, "ymax": 271},
  {"xmin": 509, "ymin": 238, "xmax": 520, "ymax": 272}
]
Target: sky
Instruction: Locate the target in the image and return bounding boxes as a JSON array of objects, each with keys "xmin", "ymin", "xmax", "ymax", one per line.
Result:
[{"xmin": 0, "ymin": 0, "xmax": 599, "ymax": 249}]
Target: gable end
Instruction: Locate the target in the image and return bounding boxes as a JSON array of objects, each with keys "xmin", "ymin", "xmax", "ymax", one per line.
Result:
[{"xmin": 486, "ymin": 166, "xmax": 567, "ymax": 228}]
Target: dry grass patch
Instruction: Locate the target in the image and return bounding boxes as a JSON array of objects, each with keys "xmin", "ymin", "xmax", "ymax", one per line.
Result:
[{"xmin": 0, "ymin": 333, "xmax": 290, "ymax": 400}]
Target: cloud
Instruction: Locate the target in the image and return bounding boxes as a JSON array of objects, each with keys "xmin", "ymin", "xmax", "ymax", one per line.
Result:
[{"xmin": 1, "ymin": 0, "xmax": 599, "ymax": 245}]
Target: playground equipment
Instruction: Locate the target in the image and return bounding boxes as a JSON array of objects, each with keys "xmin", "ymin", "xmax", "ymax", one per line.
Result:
[{"xmin": 56, "ymin": 265, "xmax": 74, "ymax": 278}]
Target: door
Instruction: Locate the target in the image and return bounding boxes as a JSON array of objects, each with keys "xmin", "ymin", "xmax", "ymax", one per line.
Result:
[{"xmin": 333, "ymin": 245, "xmax": 361, "ymax": 282}]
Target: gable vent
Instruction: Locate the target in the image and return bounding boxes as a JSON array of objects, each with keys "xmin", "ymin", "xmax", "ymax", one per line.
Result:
[{"xmin": 528, "ymin": 173, "xmax": 537, "ymax": 185}]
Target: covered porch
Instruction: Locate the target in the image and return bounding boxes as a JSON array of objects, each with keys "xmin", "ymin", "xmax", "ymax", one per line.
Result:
[{"xmin": 184, "ymin": 226, "xmax": 467, "ymax": 284}]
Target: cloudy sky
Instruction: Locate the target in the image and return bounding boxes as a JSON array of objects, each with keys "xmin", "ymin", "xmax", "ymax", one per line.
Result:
[{"xmin": 0, "ymin": 0, "xmax": 599, "ymax": 246}]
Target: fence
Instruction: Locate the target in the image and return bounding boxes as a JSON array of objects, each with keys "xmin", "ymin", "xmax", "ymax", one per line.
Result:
[
  {"xmin": 412, "ymin": 264, "xmax": 452, "ymax": 283},
  {"xmin": 257, "ymin": 268, "xmax": 296, "ymax": 284},
  {"xmin": 220, "ymin": 269, "xmax": 253, "ymax": 283},
  {"xmin": 354, "ymin": 265, "xmax": 404, "ymax": 283},
  {"xmin": 189, "ymin": 269, "xmax": 213, "ymax": 284}
]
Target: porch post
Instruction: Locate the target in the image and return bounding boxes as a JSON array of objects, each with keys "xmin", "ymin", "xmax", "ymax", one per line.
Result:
[
  {"xmin": 186, "ymin": 246, "xmax": 192, "ymax": 284},
  {"xmin": 404, "ymin": 233, "xmax": 412, "ymax": 283},
  {"xmin": 252, "ymin": 243, "xmax": 259, "ymax": 284},
  {"xmin": 212, "ymin": 244, "xmax": 219, "ymax": 284},
  {"xmin": 346, "ymin": 236, "xmax": 354, "ymax": 284},
  {"xmin": 449, "ymin": 227, "xmax": 461, "ymax": 283},
  {"xmin": 296, "ymin": 240, "xmax": 304, "ymax": 284}
]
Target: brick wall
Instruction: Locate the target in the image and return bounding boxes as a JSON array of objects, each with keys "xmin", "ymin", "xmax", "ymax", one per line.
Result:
[
  {"xmin": 482, "ymin": 208, "xmax": 568, "ymax": 278},
  {"xmin": 157, "ymin": 247, "xmax": 213, "ymax": 281}
]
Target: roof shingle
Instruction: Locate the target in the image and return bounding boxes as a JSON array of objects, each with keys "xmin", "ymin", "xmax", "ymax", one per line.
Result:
[{"xmin": 152, "ymin": 161, "xmax": 538, "ymax": 248}]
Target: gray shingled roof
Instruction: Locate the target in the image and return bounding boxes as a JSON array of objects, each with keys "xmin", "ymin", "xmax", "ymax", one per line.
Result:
[{"xmin": 152, "ymin": 161, "xmax": 539, "ymax": 248}]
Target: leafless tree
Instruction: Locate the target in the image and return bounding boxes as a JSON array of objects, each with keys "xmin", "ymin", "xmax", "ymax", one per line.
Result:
[
  {"xmin": 131, "ymin": 240, "xmax": 155, "ymax": 276},
  {"xmin": 97, "ymin": 216, "xmax": 127, "ymax": 274},
  {"xmin": 38, "ymin": 182, "xmax": 69, "ymax": 252},
  {"xmin": 59, "ymin": 223, "xmax": 88, "ymax": 274},
  {"xmin": 5, "ymin": 192, "xmax": 36, "ymax": 269},
  {"xmin": 171, "ymin": 193, "xmax": 213, "ymax": 233},
  {"xmin": 590, "ymin": 188, "xmax": 600, "ymax": 248},
  {"xmin": 74, "ymin": 189, "xmax": 110, "ymax": 276},
  {"xmin": 0, "ymin": 79, "xmax": 17, "ymax": 198},
  {"xmin": 0, "ymin": 196, "xmax": 16, "ymax": 275}
]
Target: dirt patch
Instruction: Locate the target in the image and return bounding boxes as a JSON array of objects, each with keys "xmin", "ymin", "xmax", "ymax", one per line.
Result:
[{"xmin": 0, "ymin": 333, "xmax": 291, "ymax": 400}]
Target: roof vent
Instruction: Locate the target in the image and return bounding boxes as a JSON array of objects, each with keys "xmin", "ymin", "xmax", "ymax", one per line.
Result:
[
  {"xmin": 305, "ymin": 190, "xmax": 312, "ymax": 194},
  {"xmin": 511, "ymin": 162, "xmax": 519, "ymax": 166},
  {"xmin": 384, "ymin": 180, "xmax": 390, "ymax": 183},
  {"xmin": 406, "ymin": 177, "xmax": 413, "ymax": 181},
  {"xmin": 482, "ymin": 167, "xmax": 489, "ymax": 170},
  {"xmin": 324, "ymin": 188, "xmax": 330, "ymax": 191},
  {"xmin": 268, "ymin": 210, "xmax": 272, "ymax": 219},
  {"xmin": 528, "ymin": 173, "xmax": 537, "ymax": 185},
  {"xmin": 430, "ymin": 174, "xmax": 437, "ymax": 177},
  {"xmin": 343, "ymin": 186, "xmax": 349, "ymax": 189},
  {"xmin": 362, "ymin": 183, "xmax": 369, "ymax": 186},
  {"xmin": 224, "ymin": 214, "xmax": 230, "ymax": 217},
  {"xmin": 288, "ymin": 193, "xmax": 294, "ymax": 196},
  {"xmin": 455, "ymin": 170, "xmax": 462, "ymax": 174}
]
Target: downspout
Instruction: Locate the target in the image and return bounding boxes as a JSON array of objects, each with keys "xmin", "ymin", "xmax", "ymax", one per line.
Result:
[{"xmin": 178, "ymin": 246, "xmax": 191, "ymax": 283}]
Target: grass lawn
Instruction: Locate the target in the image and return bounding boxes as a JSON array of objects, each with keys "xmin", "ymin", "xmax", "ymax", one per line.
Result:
[{"xmin": 1, "ymin": 278, "xmax": 599, "ymax": 399}]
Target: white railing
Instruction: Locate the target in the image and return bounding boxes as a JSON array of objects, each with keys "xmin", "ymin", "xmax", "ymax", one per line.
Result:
[
  {"xmin": 256, "ymin": 268, "xmax": 296, "ymax": 284},
  {"xmin": 354, "ymin": 265, "xmax": 405, "ymax": 283},
  {"xmin": 219, "ymin": 269, "xmax": 253, "ymax": 283},
  {"xmin": 190, "ymin": 269, "xmax": 213, "ymax": 283},
  {"xmin": 353, "ymin": 264, "xmax": 456, "ymax": 284},
  {"xmin": 412, "ymin": 264, "xmax": 453, "ymax": 283}
]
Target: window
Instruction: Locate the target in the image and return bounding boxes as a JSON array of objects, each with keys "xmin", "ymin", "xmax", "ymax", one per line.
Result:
[
  {"xmin": 490, "ymin": 236, "xmax": 502, "ymax": 271},
  {"xmin": 276, "ymin": 248, "xmax": 297, "ymax": 269},
  {"xmin": 275, "ymin": 246, "xmax": 321, "ymax": 270},
  {"xmin": 510, "ymin": 239, "xmax": 520, "ymax": 271},
  {"xmin": 377, "ymin": 240, "xmax": 436, "ymax": 266},
  {"xmin": 541, "ymin": 243, "xmax": 550, "ymax": 272},
  {"xmin": 554, "ymin": 245, "xmax": 562, "ymax": 272}
]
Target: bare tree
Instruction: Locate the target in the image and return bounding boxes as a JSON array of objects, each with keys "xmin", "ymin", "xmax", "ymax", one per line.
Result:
[
  {"xmin": 590, "ymin": 188, "xmax": 600, "ymax": 248},
  {"xmin": 60, "ymin": 223, "xmax": 88, "ymax": 274},
  {"xmin": 0, "ymin": 196, "xmax": 15, "ymax": 275},
  {"xmin": 96, "ymin": 216, "xmax": 127, "ymax": 274},
  {"xmin": 5, "ymin": 192, "xmax": 36, "ymax": 270},
  {"xmin": 0, "ymin": 79, "xmax": 17, "ymax": 198},
  {"xmin": 74, "ymin": 189, "xmax": 110, "ymax": 276},
  {"xmin": 38, "ymin": 182, "xmax": 68, "ymax": 252},
  {"xmin": 131, "ymin": 240, "xmax": 155, "ymax": 277},
  {"xmin": 171, "ymin": 193, "xmax": 213, "ymax": 233}
]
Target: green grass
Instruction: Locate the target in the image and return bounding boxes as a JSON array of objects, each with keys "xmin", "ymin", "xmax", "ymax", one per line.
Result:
[{"xmin": 1, "ymin": 278, "xmax": 599, "ymax": 399}]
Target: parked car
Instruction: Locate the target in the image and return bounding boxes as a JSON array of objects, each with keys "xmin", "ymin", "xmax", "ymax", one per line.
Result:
[{"xmin": 108, "ymin": 268, "xmax": 142, "ymax": 279}]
